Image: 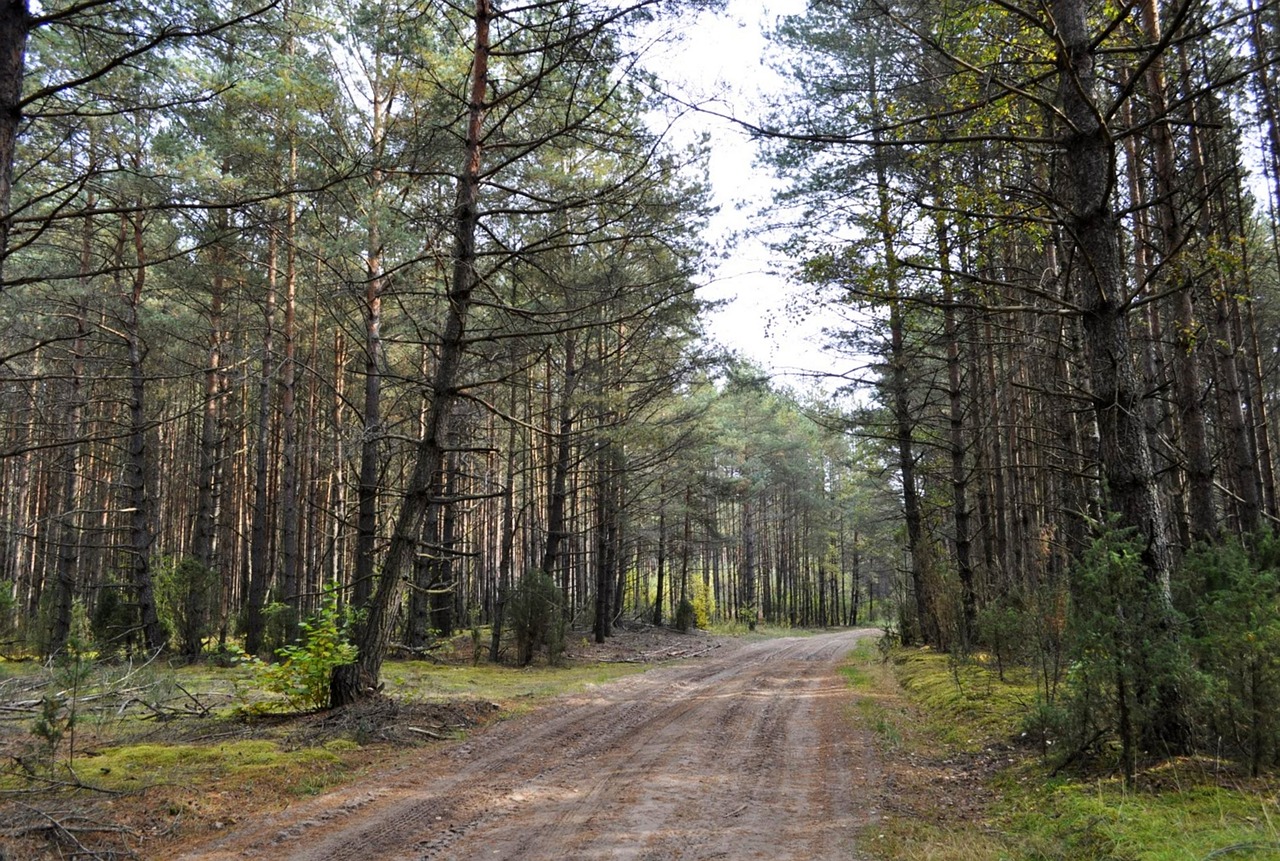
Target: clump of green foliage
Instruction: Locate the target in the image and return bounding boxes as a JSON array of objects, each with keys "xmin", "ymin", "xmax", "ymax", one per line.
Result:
[
  {"xmin": 508, "ymin": 570, "xmax": 564, "ymax": 666},
  {"xmin": 975, "ymin": 600, "xmax": 1030, "ymax": 681},
  {"xmin": 90, "ymin": 582, "xmax": 138, "ymax": 657},
  {"xmin": 1051, "ymin": 525, "xmax": 1191, "ymax": 781},
  {"xmin": 237, "ymin": 599, "xmax": 357, "ymax": 711},
  {"xmin": 688, "ymin": 577, "xmax": 714, "ymax": 630},
  {"xmin": 1177, "ymin": 534, "xmax": 1280, "ymax": 776},
  {"xmin": 0, "ymin": 579, "xmax": 17, "ymax": 654},
  {"xmin": 1015, "ymin": 526, "xmax": 1280, "ymax": 779},
  {"xmin": 674, "ymin": 597, "xmax": 697, "ymax": 633},
  {"xmin": 155, "ymin": 555, "xmax": 221, "ymax": 659},
  {"xmin": 853, "ymin": 644, "xmax": 1280, "ymax": 861}
]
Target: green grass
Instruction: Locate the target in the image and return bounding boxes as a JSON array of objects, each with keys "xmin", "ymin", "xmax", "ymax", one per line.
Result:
[
  {"xmin": 1005, "ymin": 774, "xmax": 1280, "ymax": 861},
  {"xmin": 1, "ymin": 738, "xmax": 352, "ymax": 801},
  {"xmin": 893, "ymin": 649, "xmax": 1038, "ymax": 749},
  {"xmin": 839, "ymin": 645, "xmax": 1280, "ymax": 861}
]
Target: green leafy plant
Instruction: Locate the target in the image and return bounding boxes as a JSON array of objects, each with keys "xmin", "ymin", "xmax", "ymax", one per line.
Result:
[
  {"xmin": 1059, "ymin": 522, "xmax": 1190, "ymax": 781},
  {"xmin": 239, "ymin": 599, "xmax": 357, "ymax": 711},
  {"xmin": 674, "ymin": 598, "xmax": 696, "ymax": 633},
  {"xmin": 1179, "ymin": 534, "xmax": 1280, "ymax": 775},
  {"xmin": 90, "ymin": 583, "xmax": 138, "ymax": 657}
]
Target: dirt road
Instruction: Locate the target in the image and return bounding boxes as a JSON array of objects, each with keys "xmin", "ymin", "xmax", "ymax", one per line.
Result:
[{"xmin": 178, "ymin": 629, "xmax": 880, "ymax": 861}]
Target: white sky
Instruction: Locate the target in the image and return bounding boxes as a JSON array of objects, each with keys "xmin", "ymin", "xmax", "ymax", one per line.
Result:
[{"xmin": 645, "ymin": 0, "xmax": 853, "ymax": 395}]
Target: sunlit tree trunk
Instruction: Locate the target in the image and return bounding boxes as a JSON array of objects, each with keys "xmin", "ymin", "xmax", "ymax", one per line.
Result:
[{"xmin": 244, "ymin": 230, "xmax": 279, "ymax": 656}]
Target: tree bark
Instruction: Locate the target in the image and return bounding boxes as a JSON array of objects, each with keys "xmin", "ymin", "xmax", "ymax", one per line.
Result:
[
  {"xmin": 243, "ymin": 230, "xmax": 279, "ymax": 657},
  {"xmin": 1138, "ymin": 0, "xmax": 1216, "ymax": 544},
  {"xmin": 125, "ymin": 210, "xmax": 164, "ymax": 652},
  {"xmin": 936, "ymin": 205, "xmax": 975, "ymax": 643},
  {"xmin": 542, "ymin": 335, "xmax": 577, "ymax": 580},
  {"xmin": 1051, "ymin": 0, "xmax": 1183, "ymax": 752},
  {"xmin": 331, "ymin": 0, "xmax": 491, "ymax": 707},
  {"xmin": 354, "ymin": 74, "xmax": 389, "ymax": 611},
  {"xmin": 0, "ymin": 0, "xmax": 28, "ymax": 275},
  {"xmin": 1052, "ymin": 0, "xmax": 1173, "ymax": 592}
]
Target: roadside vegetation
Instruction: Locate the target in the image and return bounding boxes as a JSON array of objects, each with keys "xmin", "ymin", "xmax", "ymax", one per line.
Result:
[
  {"xmin": 846, "ymin": 637, "xmax": 1280, "ymax": 861},
  {"xmin": 0, "ymin": 622, "xmax": 686, "ymax": 859}
]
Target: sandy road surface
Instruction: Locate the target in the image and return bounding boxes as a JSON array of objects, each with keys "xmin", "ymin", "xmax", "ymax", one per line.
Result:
[{"xmin": 178, "ymin": 629, "xmax": 880, "ymax": 861}]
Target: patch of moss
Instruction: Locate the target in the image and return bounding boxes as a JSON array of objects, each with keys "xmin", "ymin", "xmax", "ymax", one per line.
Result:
[
  {"xmin": 893, "ymin": 649, "xmax": 1036, "ymax": 749},
  {"xmin": 847, "ymin": 646, "xmax": 1280, "ymax": 861},
  {"xmin": 84, "ymin": 740, "xmax": 341, "ymax": 792},
  {"xmin": 378, "ymin": 660, "xmax": 649, "ymax": 703},
  {"xmin": 1006, "ymin": 776, "xmax": 1280, "ymax": 861}
]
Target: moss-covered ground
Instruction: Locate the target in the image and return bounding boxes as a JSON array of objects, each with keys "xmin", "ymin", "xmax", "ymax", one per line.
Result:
[
  {"xmin": 0, "ymin": 631, "xmax": 670, "ymax": 859},
  {"xmin": 843, "ymin": 640, "xmax": 1280, "ymax": 861}
]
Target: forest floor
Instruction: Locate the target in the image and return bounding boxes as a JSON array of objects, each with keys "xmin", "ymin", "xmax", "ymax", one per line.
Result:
[
  {"xmin": 2, "ymin": 625, "xmax": 901, "ymax": 859},
  {"xmin": 9, "ymin": 626, "xmax": 1271, "ymax": 860}
]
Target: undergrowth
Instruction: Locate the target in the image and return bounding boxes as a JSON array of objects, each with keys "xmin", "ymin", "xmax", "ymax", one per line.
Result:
[{"xmin": 843, "ymin": 643, "xmax": 1280, "ymax": 861}]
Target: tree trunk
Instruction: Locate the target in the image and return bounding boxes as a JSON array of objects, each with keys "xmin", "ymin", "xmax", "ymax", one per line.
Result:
[
  {"xmin": 47, "ymin": 309, "xmax": 86, "ymax": 655},
  {"xmin": 593, "ymin": 440, "xmax": 620, "ymax": 643},
  {"xmin": 1052, "ymin": 0, "xmax": 1183, "ymax": 752},
  {"xmin": 936, "ymin": 205, "xmax": 975, "ymax": 643},
  {"xmin": 278, "ymin": 139, "xmax": 301, "ymax": 641},
  {"xmin": 187, "ymin": 222, "xmax": 226, "ymax": 658},
  {"xmin": 742, "ymin": 496, "xmax": 756, "ymax": 631},
  {"xmin": 125, "ymin": 210, "xmax": 164, "ymax": 652},
  {"xmin": 489, "ymin": 388, "xmax": 518, "ymax": 662},
  {"xmin": 244, "ymin": 230, "xmax": 279, "ymax": 657},
  {"xmin": 331, "ymin": 0, "xmax": 491, "ymax": 707},
  {"xmin": 542, "ymin": 335, "xmax": 577, "ymax": 580},
  {"xmin": 1053, "ymin": 0, "xmax": 1173, "ymax": 591},
  {"xmin": 653, "ymin": 491, "xmax": 665, "ymax": 626},
  {"xmin": 354, "ymin": 81, "xmax": 389, "ymax": 611},
  {"xmin": 1138, "ymin": 0, "xmax": 1216, "ymax": 544},
  {"xmin": 0, "ymin": 0, "xmax": 28, "ymax": 274}
]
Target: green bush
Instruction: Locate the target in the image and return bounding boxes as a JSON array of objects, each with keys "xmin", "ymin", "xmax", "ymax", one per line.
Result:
[
  {"xmin": 90, "ymin": 583, "xmax": 138, "ymax": 657},
  {"xmin": 1059, "ymin": 523, "xmax": 1190, "ymax": 780},
  {"xmin": 689, "ymin": 578, "xmax": 714, "ymax": 629},
  {"xmin": 155, "ymin": 555, "xmax": 221, "ymax": 659},
  {"xmin": 508, "ymin": 571, "xmax": 563, "ymax": 666},
  {"xmin": 976, "ymin": 601, "xmax": 1029, "ymax": 680},
  {"xmin": 1179, "ymin": 535, "xmax": 1280, "ymax": 774},
  {"xmin": 237, "ymin": 599, "xmax": 357, "ymax": 712},
  {"xmin": 0, "ymin": 579, "xmax": 16, "ymax": 652},
  {"xmin": 674, "ymin": 598, "xmax": 696, "ymax": 633}
]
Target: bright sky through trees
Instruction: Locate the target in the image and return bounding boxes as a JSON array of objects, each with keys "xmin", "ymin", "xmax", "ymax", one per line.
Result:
[{"xmin": 646, "ymin": 0, "xmax": 839, "ymax": 390}]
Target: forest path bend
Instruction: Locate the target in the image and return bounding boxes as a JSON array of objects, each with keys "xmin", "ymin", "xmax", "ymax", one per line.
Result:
[{"xmin": 178, "ymin": 628, "xmax": 881, "ymax": 861}]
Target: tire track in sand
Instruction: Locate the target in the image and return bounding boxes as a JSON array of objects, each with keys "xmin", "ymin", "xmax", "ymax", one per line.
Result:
[{"xmin": 177, "ymin": 629, "xmax": 881, "ymax": 861}]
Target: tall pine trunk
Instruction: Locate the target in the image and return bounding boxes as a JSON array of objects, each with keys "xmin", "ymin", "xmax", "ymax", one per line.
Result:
[
  {"xmin": 1052, "ymin": 0, "xmax": 1183, "ymax": 762},
  {"xmin": 124, "ymin": 209, "xmax": 163, "ymax": 652},
  {"xmin": 331, "ymin": 0, "xmax": 491, "ymax": 706},
  {"xmin": 0, "ymin": 0, "xmax": 27, "ymax": 273},
  {"xmin": 243, "ymin": 230, "xmax": 278, "ymax": 656}
]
